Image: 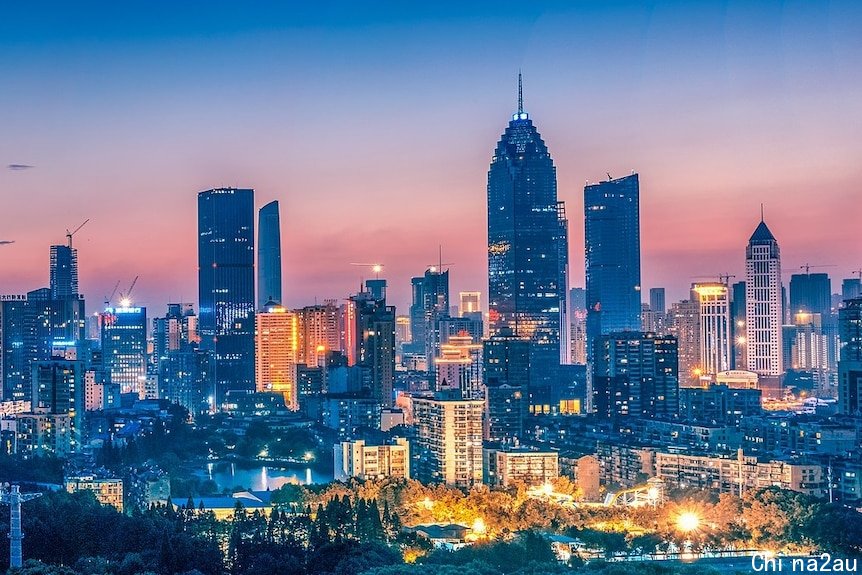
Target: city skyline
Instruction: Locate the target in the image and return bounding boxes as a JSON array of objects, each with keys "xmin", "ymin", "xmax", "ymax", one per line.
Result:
[{"xmin": 2, "ymin": 1, "xmax": 862, "ymax": 314}]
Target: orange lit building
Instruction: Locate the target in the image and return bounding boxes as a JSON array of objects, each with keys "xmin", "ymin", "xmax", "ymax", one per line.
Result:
[
  {"xmin": 255, "ymin": 303, "xmax": 299, "ymax": 409},
  {"xmin": 296, "ymin": 301, "xmax": 341, "ymax": 367}
]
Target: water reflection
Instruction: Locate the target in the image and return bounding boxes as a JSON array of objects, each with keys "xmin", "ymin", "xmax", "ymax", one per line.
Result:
[{"xmin": 203, "ymin": 461, "xmax": 332, "ymax": 491}]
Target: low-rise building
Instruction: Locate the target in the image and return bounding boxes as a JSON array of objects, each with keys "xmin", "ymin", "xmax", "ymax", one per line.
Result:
[
  {"xmin": 483, "ymin": 446, "xmax": 559, "ymax": 487},
  {"xmin": 65, "ymin": 474, "xmax": 124, "ymax": 512},
  {"xmin": 334, "ymin": 437, "xmax": 410, "ymax": 481}
]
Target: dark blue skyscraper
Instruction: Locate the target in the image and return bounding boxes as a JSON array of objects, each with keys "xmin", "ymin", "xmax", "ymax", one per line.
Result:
[
  {"xmin": 584, "ymin": 174, "xmax": 642, "ymax": 361},
  {"xmin": 50, "ymin": 245, "xmax": 78, "ymax": 300},
  {"xmin": 257, "ymin": 200, "xmax": 282, "ymax": 309},
  {"xmin": 487, "ymin": 75, "xmax": 569, "ymax": 409},
  {"xmin": 198, "ymin": 188, "xmax": 255, "ymax": 405}
]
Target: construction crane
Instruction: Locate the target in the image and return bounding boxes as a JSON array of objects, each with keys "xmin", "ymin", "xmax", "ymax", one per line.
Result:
[
  {"xmin": 799, "ymin": 263, "xmax": 836, "ymax": 274},
  {"xmin": 104, "ymin": 280, "xmax": 121, "ymax": 308},
  {"xmin": 118, "ymin": 276, "xmax": 139, "ymax": 307},
  {"xmin": 691, "ymin": 273, "xmax": 736, "ymax": 285},
  {"xmin": 851, "ymin": 269, "xmax": 862, "ymax": 281},
  {"xmin": 0, "ymin": 484, "xmax": 42, "ymax": 569},
  {"xmin": 427, "ymin": 245, "xmax": 454, "ymax": 273},
  {"xmin": 350, "ymin": 263, "xmax": 384, "ymax": 279},
  {"xmin": 65, "ymin": 218, "xmax": 90, "ymax": 248}
]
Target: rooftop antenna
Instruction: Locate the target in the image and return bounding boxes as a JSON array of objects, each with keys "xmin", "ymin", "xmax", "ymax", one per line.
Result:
[
  {"xmin": 518, "ymin": 71, "xmax": 523, "ymax": 115},
  {"xmin": 760, "ymin": 203, "xmax": 764, "ymax": 222}
]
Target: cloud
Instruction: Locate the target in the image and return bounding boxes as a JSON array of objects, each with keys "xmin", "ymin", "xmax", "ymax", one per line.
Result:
[
  {"xmin": 0, "ymin": 240, "xmax": 14, "ymax": 245},
  {"xmin": 7, "ymin": 164, "xmax": 34, "ymax": 170}
]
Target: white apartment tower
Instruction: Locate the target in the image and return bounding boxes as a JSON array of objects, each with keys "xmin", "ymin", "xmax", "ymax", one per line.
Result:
[
  {"xmin": 745, "ymin": 218, "xmax": 783, "ymax": 376},
  {"xmin": 693, "ymin": 283, "xmax": 732, "ymax": 376}
]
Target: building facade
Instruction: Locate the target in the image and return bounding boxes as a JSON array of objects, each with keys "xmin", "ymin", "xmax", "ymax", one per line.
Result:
[
  {"xmin": 745, "ymin": 218, "xmax": 783, "ymax": 377},
  {"xmin": 198, "ymin": 188, "xmax": 255, "ymax": 404},
  {"xmin": 413, "ymin": 395, "xmax": 484, "ymax": 488},
  {"xmin": 257, "ymin": 200, "xmax": 282, "ymax": 309}
]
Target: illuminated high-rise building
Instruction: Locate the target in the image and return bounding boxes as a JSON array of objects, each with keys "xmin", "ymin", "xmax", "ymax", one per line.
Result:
[
  {"xmin": 459, "ymin": 292, "xmax": 481, "ymax": 316},
  {"xmin": 101, "ymin": 305, "xmax": 147, "ymax": 397},
  {"xmin": 346, "ymin": 282, "xmax": 396, "ymax": 406},
  {"xmin": 569, "ymin": 288, "xmax": 587, "ymax": 365},
  {"xmin": 257, "ymin": 200, "xmax": 282, "ymax": 309},
  {"xmin": 49, "ymin": 245, "xmax": 78, "ymax": 300},
  {"xmin": 255, "ymin": 302, "xmax": 299, "ymax": 409},
  {"xmin": 838, "ymin": 298, "xmax": 862, "ymax": 415},
  {"xmin": 584, "ymin": 174, "xmax": 642, "ymax": 358},
  {"xmin": 413, "ymin": 395, "xmax": 484, "ymax": 487},
  {"xmin": 31, "ymin": 359, "xmax": 84, "ymax": 451},
  {"xmin": 592, "ymin": 332, "xmax": 679, "ymax": 419},
  {"xmin": 693, "ymin": 283, "xmax": 732, "ymax": 377},
  {"xmin": 296, "ymin": 301, "xmax": 341, "ymax": 367},
  {"xmin": 198, "ymin": 188, "xmax": 255, "ymax": 403},
  {"xmin": 409, "ymin": 267, "xmax": 449, "ymax": 372},
  {"xmin": 667, "ymin": 298, "xmax": 700, "ymax": 385},
  {"xmin": 487, "ymin": 75, "xmax": 568, "ymax": 404},
  {"xmin": 434, "ymin": 334, "xmax": 482, "ymax": 399},
  {"xmin": 152, "ymin": 303, "xmax": 198, "ymax": 369},
  {"xmin": 745, "ymin": 217, "xmax": 783, "ymax": 377}
]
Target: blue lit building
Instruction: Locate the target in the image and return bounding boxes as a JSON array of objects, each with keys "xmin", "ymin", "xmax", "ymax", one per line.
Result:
[
  {"xmin": 584, "ymin": 174, "xmax": 642, "ymax": 361},
  {"xmin": 257, "ymin": 200, "xmax": 282, "ymax": 309},
  {"xmin": 487, "ymin": 75, "xmax": 569, "ymax": 408},
  {"xmin": 198, "ymin": 188, "xmax": 256, "ymax": 404},
  {"xmin": 101, "ymin": 305, "xmax": 147, "ymax": 397}
]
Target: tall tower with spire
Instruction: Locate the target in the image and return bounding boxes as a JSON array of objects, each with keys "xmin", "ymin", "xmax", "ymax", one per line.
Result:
[
  {"xmin": 745, "ymin": 212, "xmax": 783, "ymax": 378},
  {"xmin": 487, "ymin": 73, "xmax": 569, "ymax": 409}
]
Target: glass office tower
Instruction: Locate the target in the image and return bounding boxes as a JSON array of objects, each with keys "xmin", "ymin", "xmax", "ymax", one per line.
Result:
[
  {"xmin": 487, "ymin": 75, "xmax": 569, "ymax": 409},
  {"xmin": 198, "ymin": 188, "xmax": 256, "ymax": 405},
  {"xmin": 584, "ymin": 174, "xmax": 642, "ymax": 357},
  {"xmin": 257, "ymin": 200, "xmax": 283, "ymax": 309}
]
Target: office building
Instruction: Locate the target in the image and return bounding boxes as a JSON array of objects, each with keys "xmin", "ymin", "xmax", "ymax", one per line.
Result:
[
  {"xmin": 649, "ymin": 288, "xmax": 666, "ymax": 316},
  {"xmin": 434, "ymin": 334, "xmax": 482, "ymax": 399},
  {"xmin": 255, "ymin": 303, "xmax": 299, "ymax": 409},
  {"xmin": 731, "ymin": 281, "xmax": 747, "ymax": 370},
  {"xmin": 459, "ymin": 292, "xmax": 481, "ymax": 316},
  {"xmin": 31, "ymin": 359, "xmax": 84, "ymax": 450},
  {"xmin": 334, "ymin": 438, "xmax": 410, "ymax": 481},
  {"xmin": 49, "ymin": 244, "xmax": 78, "ymax": 300},
  {"xmin": 569, "ymin": 288, "xmax": 587, "ymax": 365},
  {"xmin": 838, "ymin": 298, "xmax": 862, "ymax": 415},
  {"xmin": 101, "ymin": 305, "xmax": 147, "ymax": 397},
  {"xmin": 257, "ymin": 200, "xmax": 282, "ymax": 309},
  {"xmin": 843, "ymin": 279, "xmax": 862, "ymax": 302},
  {"xmin": 584, "ymin": 174, "xmax": 642, "ymax": 360},
  {"xmin": 745, "ymin": 217, "xmax": 783, "ymax": 377},
  {"xmin": 152, "ymin": 303, "xmax": 198, "ymax": 369},
  {"xmin": 198, "ymin": 188, "xmax": 256, "ymax": 403},
  {"xmin": 678, "ymin": 384, "xmax": 762, "ymax": 425},
  {"xmin": 346, "ymin": 284, "xmax": 396, "ymax": 406},
  {"xmin": 693, "ymin": 283, "xmax": 732, "ymax": 376},
  {"xmin": 667, "ymin": 298, "xmax": 700, "ymax": 385},
  {"xmin": 1, "ymin": 290, "xmax": 85, "ymax": 403},
  {"xmin": 412, "ymin": 395, "xmax": 484, "ymax": 488},
  {"xmin": 488, "ymin": 75, "xmax": 569, "ymax": 403},
  {"xmin": 409, "ymin": 267, "xmax": 449, "ymax": 372},
  {"xmin": 592, "ymin": 332, "xmax": 679, "ymax": 419}
]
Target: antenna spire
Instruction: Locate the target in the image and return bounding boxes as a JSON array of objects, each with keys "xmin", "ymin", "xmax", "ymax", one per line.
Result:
[
  {"xmin": 518, "ymin": 71, "xmax": 523, "ymax": 114},
  {"xmin": 760, "ymin": 203, "xmax": 764, "ymax": 222}
]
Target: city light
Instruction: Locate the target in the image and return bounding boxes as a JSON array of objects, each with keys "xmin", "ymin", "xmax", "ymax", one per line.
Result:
[{"xmin": 676, "ymin": 511, "xmax": 701, "ymax": 533}]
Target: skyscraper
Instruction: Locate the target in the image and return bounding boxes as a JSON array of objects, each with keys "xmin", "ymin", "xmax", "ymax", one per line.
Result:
[
  {"xmin": 459, "ymin": 292, "xmax": 481, "ymax": 316},
  {"xmin": 692, "ymin": 283, "xmax": 732, "ymax": 376},
  {"xmin": 745, "ymin": 217, "xmax": 783, "ymax": 377},
  {"xmin": 31, "ymin": 359, "xmax": 84, "ymax": 450},
  {"xmin": 838, "ymin": 298, "xmax": 862, "ymax": 415},
  {"xmin": 296, "ymin": 301, "xmax": 341, "ymax": 367},
  {"xmin": 255, "ymin": 302, "xmax": 299, "ymax": 409},
  {"xmin": 346, "ymin": 282, "xmax": 396, "ymax": 406},
  {"xmin": 198, "ymin": 188, "xmax": 255, "ymax": 404},
  {"xmin": 101, "ymin": 305, "xmax": 147, "ymax": 397},
  {"xmin": 649, "ymin": 288, "xmax": 666, "ymax": 316},
  {"xmin": 257, "ymin": 200, "xmax": 282, "ymax": 309},
  {"xmin": 790, "ymin": 273, "xmax": 831, "ymax": 317},
  {"xmin": 416, "ymin": 267, "xmax": 449, "ymax": 372},
  {"xmin": 584, "ymin": 174, "xmax": 642, "ymax": 364},
  {"xmin": 49, "ymin": 245, "xmax": 78, "ymax": 300},
  {"xmin": 487, "ymin": 75, "xmax": 568, "ymax": 403}
]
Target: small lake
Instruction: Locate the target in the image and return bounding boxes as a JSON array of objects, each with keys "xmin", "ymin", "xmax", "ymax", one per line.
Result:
[{"xmin": 199, "ymin": 461, "xmax": 334, "ymax": 491}]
